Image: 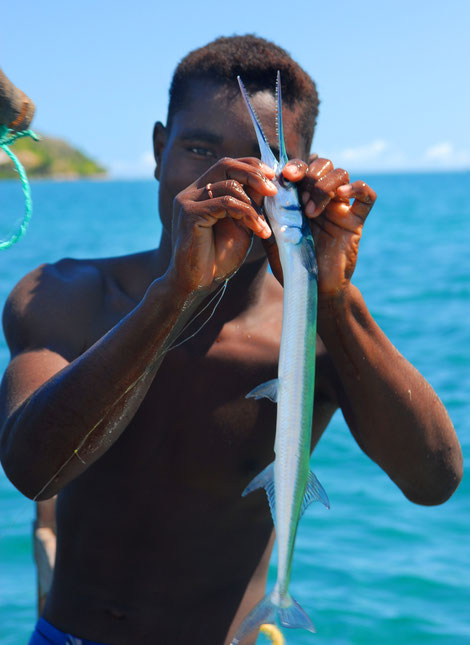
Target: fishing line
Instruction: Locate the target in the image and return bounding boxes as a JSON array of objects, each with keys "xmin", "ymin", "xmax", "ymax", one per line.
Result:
[
  {"xmin": 164, "ymin": 278, "xmax": 229, "ymax": 352},
  {"xmin": 0, "ymin": 282, "xmax": 232, "ymax": 537},
  {"xmin": 0, "ymin": 126, "xmax": 38, "ymax": 249},
  {"xmin": 25, "ymin": 281, "xmax": 229, "ymax": 502},
  {"xmin": 28, "ymin": 233, "xmax": 256, "ymax": 502},
  {"xmin": 0, "ymin": 226, "xmax": 256, "ymax": 546}
]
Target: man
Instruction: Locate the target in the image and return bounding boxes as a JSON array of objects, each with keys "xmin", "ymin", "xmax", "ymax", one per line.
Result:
[{"xmin": 0, "ymin": 35, "xmax": 462, "ymax": 645}]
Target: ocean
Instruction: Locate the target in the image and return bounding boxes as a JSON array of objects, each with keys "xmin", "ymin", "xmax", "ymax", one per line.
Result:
[{"xmin": 0, "ymin": 174, "xmax": 468, "ymax": 644}]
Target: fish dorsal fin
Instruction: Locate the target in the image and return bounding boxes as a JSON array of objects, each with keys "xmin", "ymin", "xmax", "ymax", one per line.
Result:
[
  {"xmin": 276, "ymin": 70, "xmax": 288, "ymax": 167},
  {"xmin": 300, "ymin": 469, "xmax": 330, "ymax": 516},
  {"xmin": 238, "ymin": 76, "xmax": 278, "ymax": 169},
  {"xmin": 242, "ymin": 463, "xmax": 329, "ymax": 526}
]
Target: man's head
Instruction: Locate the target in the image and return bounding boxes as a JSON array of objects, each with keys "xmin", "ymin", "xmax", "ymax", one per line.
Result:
[
  {"xmin": 154, "ymin": 35, "xmax": 320, "ymax": 240},
  {"xmin": 166, "ymin": 35, "xmax": 319, "ymax": 152}
]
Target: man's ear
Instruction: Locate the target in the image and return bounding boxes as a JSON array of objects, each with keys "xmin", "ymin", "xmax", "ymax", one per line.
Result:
[{"xmin": 153, "ymin": 122, "xmax": 167, "ymax": 180}]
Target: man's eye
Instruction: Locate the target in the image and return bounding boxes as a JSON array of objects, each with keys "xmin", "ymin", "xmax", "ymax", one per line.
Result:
[{"xmin": 188, "ymin": 146, "xmax": 215, "ymax": 158}]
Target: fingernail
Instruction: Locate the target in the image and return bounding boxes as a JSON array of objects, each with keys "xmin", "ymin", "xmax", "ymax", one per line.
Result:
[
  {"xmin": 305, "ymin": 201, "xmax": 316, "ymax": 216},
  {"xmin": 287, "ymin": 164, "xmax": 301, "ymax": 177},
  {"xmin": 262, "ymin": 218, "xmax": 270, "ymax": 231},
  {"xmin": 261, "ymin": 163, "xmax": 275, "ymax": 177},
  {"xmin": 266, "ymin": 179, "xmax": 277, "ymax": 191},
  {"xmin": 258, "ymin": 219, "xmax": 270, "ymax": 237},
  {"xmin": 301, "ymin": 191, "xmax": 310, "ymax": 205},
  {"xmin": 337, "ymin": 184, "xmax": 352, "ymax": 195}
]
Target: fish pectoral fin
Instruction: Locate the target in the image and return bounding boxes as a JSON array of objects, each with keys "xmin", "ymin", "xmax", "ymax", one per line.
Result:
[
  {"xmin": 242, "ymin": 462, "xmax": 276, "ymax": 526},
  {"xmin": 300, "ymin": 239, "xmax": 318, "ymax": 276},
  {"xmin": 246, "ymin": 379, "xmax": 279, "ymax": 403},
  {"xmin": 300, "ymin": 470, "xmax": 330, "ymax": 516}
]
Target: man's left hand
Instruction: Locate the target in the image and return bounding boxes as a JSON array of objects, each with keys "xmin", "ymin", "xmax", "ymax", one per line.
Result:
[{"xmin": 264, "ymin": 157, "xmax": 376, "ymax": 298}]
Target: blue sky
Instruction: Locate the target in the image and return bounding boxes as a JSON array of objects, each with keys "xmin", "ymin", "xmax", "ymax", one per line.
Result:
[{"xmin": 2, "ymin": 0, "xmax": 469, "ymax": 176}]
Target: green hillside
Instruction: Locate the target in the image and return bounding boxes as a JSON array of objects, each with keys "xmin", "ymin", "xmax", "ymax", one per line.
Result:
[{"xmin": 0, "ymin": 133, "xmax": 106, "ymax": 179}]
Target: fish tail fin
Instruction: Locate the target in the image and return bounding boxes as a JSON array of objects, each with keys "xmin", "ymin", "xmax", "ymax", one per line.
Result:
[
  {"xmin": 230, "ymin": 593, "xmax": 277, "ymax": 644},
  {"xmin": 230, "ymin": 591, "xmax": 315, "ymax": 644},
  {"xmin": 278, "ymin": 594, "xmax": 316, "ymax": 632}
]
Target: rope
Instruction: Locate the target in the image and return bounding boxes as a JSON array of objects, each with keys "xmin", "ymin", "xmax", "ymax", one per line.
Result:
[
  {"xmin": 259, "ymin": 624, "xmax": 285, "ymax": 644},
  {"xmin": 0, "ymin": 125, "xmax": 38, "ymax": 249}
]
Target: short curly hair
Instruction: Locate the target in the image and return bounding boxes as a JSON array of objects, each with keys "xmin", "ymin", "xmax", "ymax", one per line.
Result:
[{"xmin": 167, "ymin": 35, "xmax": 320, "ymax": 151}]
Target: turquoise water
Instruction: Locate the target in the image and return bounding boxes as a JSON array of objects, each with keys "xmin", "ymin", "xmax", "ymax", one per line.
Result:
[{"xmin": 0, "ymin": 174, "xmax": 469, "ymax": 644}]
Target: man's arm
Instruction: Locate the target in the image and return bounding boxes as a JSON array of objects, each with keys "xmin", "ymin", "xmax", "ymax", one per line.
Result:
[
  {"xmin": 278, "ymin": 159, "xmax": 463, "ymax": 505},
  {"xmin": 317, "ymin": 284, "xmax": 462, "ymax": 505},
  {"xmin": 0, "ymin": 263, "xmax": 202, "ymax": 500},
  {"xmin": 0, "ymin": 157, "xmax": 276, "ymax": 501}
]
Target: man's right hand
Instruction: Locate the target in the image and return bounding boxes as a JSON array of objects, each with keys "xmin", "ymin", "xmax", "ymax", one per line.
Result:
[{"xmin": 166, "ymin": 157, "xmax": 276, "ymax": 295}]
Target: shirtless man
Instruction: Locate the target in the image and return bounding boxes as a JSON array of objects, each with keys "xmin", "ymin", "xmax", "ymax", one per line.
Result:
[{"xmin": 0, "ymin": 36, "xmax": 462, "ymax": 645}]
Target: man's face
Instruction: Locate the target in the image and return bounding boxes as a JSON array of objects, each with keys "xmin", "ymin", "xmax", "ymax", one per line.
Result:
[{"xmin": 154, "ymin": 79, "xmax": 309, "ymax": 236}]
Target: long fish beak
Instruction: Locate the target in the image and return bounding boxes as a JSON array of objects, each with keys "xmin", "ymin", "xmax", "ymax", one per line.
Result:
[
  {"xmin": 237, "ymin": 75, "xmax": 279, "ymax": 171},
  {"xmin": 274, "ymin": 70, "xmax": 289, "ymax": 169}
]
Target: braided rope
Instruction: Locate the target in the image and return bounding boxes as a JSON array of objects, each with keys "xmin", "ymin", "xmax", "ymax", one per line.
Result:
[{"xmin": 0, "ymin": 125, "xmax": 38, "ymax": 249}]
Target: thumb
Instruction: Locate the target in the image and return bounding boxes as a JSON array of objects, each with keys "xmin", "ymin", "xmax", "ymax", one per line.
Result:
[{"xmin": 262, "ymin": 235, "xmax": 283, "ymax": 286}]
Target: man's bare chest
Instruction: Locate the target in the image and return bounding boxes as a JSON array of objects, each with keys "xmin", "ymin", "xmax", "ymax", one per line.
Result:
[
  {"xmin": 80, "ymin": 279, "xmax": 336, "ymax": 499},
  {"xmin": 98, "ymin": 329, "xmax": 280, "ymax": 496}
]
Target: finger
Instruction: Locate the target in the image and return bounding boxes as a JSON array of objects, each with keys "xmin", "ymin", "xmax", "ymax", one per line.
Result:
[
  {"xmin": 282, "ymin": 159, "xmax": 308, "ymax": 182},
  {"xmin": 193, "ymin": 195, "xmax": 271, "ymax": 239},
  {"xmin": 262, "ymin": 234, "xmax": 283, "ymax": 285},
  {"xmin": 299, "ymin": 158, "xmax": 334, "ymax": 214},
  {"xmin": 197, "ymin": 158, "xmax": 277, "ymax": 197},
  {"xmin": 196, "ymin": 180, "xmax": 252, "ymax": 206},
  {"xmin": 308, "ymin": 168, "xmax": 350, "ymax": 218},
  {"xmin": 200, "ymin": 179, "xmax": 265, "ymax": 212},
  {"xmin": 337, "ymin": 181, "xmax": 377, "ymax": 221},
  {"xmin": 236, "ymin": 157, "xmax": 275, "ymax": 179},
  {"xmin": 306, "ymin": 157, "xmax": 334, "ymax": 181},
  {"xmin": 223, "ymin": 162, "xmax": 277, "ymax": 199}
]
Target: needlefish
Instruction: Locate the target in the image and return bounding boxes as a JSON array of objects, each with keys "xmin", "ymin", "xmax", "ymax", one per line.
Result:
[{"xmin": 231, "ymin": 73, "xmax": 330, "ymax": 645}]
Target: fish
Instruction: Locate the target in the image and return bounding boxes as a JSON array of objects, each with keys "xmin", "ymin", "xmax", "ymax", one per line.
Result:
[{"xmin": 231, "ymin": 72, "xmax": 330, "ymax": 645}]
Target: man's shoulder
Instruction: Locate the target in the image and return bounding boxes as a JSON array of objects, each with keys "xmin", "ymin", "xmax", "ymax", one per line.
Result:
[
  {"xmin": 6, "ymin": 257, "xmax": 104, "ymax": 316},
  {"xmin": 3, "ymin": 258, "xmax": 106, "ymax": 357}
]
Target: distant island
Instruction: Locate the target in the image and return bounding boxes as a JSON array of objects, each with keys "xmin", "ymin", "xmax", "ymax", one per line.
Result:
[{"xmin": 0, "ymin": 133, "xmax": 106, "ymax": 180}]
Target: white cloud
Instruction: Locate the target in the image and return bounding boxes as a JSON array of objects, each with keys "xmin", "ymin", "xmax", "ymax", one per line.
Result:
[
  {"xmin": 108, "ymin": 141, "xmax": 470, "ymax": 178},
  {"xmin": 322, "ymin": 138, "xmax": 470, "ymax": 172},
  {"xmin": 423, "ymin": 142, "xmax": 470, "ymax": 167},
  {"xmin": 326, "ymin": 139, "xmax": 407, "ymax": 171},
  {"xmin": 109, "ymin": 150, "xmax": 155, "ymax": 178},
  {"xmin": 425, "ymin": 142, "xmax": 453, "ymax": 161},
  {"xmin": 339, "ymin": 139, "xmax": 389, "ymax": 163},
  {"xmin": 140, "ymin": 151, "xmax": 155, "ymax": 168}
]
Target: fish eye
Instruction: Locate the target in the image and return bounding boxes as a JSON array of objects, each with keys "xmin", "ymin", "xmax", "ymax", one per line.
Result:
[{"xmin": 278, "ymin": 175, "xmax": 293, "ymax": 189}]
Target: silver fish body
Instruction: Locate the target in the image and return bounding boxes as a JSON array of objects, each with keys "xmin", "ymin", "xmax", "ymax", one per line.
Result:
[
  {"xmin": 231, "ymin": 74, "xmax": 329, "ymax": 644},
  {"xmin": 267, "ymin": 191, "xmax": 319, "ymax": 596}
]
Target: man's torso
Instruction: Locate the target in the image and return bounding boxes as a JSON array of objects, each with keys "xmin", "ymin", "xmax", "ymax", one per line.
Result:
[{"xmin": 37, "ymin": 253, "xmax": 338, "ymax": 643}]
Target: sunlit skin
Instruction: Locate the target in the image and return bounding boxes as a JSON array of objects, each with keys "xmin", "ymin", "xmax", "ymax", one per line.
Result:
[{"xmin": 0, "ymin": 79, "xmax": 462, "ymax": 644}]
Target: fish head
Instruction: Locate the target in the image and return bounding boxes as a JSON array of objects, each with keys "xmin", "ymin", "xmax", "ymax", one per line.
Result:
[{"xmin": 238, "ymin": 72, "xmax": 303, "ymax": 231}]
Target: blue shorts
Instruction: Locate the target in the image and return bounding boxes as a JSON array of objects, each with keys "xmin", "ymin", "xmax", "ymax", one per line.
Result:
[{"xmin": 29, "ymin": 617, "xmax": 107, "ymax": 645}]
